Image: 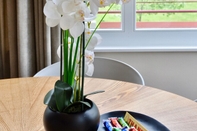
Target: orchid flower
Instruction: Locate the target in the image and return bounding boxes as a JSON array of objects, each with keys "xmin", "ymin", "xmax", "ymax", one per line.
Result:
[
  {"xmin": 44, "ymin": 0, "xmax": 97, "ymax": 38},
  {"xmin": 85, "ymin": 50, "xmax": 95, "ymax": 76},
  {"xmin": 84, "ymin": 28, "xmax": 102, "ymax": 76},
  {"xmin": 85, "ymin": 28, "xmax": 102, "ymax": 51},
  {"xmin": 91, "ymin": 0, "xmax": 111, "ymax": 7},
  {"xmin": 88, "ymin": 0, "xmax": 99, "ymax": 15},
  {"xmin": 44, "ymin": 1, "xmax": 61, "ymax": 27},
  {"xmin": 61, "ymin": 1, "xmax": 96, "ymax": 38}
]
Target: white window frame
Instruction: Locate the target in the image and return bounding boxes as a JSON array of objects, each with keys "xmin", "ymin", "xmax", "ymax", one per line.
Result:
[{"xmin": 95, "ymin": 0, "xmax": 197, "ymax": 52}]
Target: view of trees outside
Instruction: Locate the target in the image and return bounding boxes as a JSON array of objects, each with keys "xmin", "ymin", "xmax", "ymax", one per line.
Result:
[
  {"xmin": 96, "ymin": 0, "xmax": 197, "ymax": 29},
  {"xmin": 136, "ymin": 0, "xmax": 197, "ymax": 28}
]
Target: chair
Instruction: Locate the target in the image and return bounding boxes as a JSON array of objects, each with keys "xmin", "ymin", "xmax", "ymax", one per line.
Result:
[{"xmin": 34, "ymin": 57, "xmax": 145, "ymax": 85}]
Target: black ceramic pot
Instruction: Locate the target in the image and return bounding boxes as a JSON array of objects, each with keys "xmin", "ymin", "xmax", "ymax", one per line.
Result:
[{"xmin": 43, "ymin": 99, "xmax": 100, "ymax": 131}]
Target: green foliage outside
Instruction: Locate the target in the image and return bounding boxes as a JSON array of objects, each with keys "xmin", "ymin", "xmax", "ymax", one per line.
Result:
[
  {"xmin": 96, "ymin": 1, "xmax": 197, "ymax": 23},
  {"xmin": 97, "ymin": 4, "xmax": 121, "ymax": 22}
]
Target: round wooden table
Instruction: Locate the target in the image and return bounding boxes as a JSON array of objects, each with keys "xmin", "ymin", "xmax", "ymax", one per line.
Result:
[{"xmin": 0, "ymin": 77, "xmax": 197, "ymax": 131}]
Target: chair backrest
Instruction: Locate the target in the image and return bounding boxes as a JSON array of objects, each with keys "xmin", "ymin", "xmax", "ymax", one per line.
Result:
[
  {"xmin": 34, "ymin": 57, "xmax": 145, "ymax": 85},
  {"xmin": 34, "ymin": 62, "xmax": 60, "ymax": 77}
]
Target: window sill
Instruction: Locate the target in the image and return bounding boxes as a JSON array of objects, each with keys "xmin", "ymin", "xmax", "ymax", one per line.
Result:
[{"xmin": 95, "ymin": 46, "xmax": 197, "ymax": 52}]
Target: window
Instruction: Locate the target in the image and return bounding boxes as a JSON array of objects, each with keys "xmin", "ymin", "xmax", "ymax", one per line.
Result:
[
  {"xmin": 97, "ymin": 4, "xmax": 121, "ymax": 29},
  {"xmin": 136, "ymin": 0, "xmax": 197, "ymax": 29},
  {"xmin": 95, "ymin": 0, "xmax": 197, "ymax": 52}
]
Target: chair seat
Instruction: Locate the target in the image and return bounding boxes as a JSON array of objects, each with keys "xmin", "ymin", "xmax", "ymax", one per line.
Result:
[{"xmin": 34, "ymin": 57, "xmax": 145, "ymax": 85}]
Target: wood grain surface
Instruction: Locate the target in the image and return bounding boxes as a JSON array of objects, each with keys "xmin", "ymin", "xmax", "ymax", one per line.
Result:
[{"xmin": 0, "ymin": 77, "xmax": 197, "ymax": 131}]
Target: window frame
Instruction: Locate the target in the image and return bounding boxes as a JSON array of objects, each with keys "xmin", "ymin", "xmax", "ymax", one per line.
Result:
[{"xmin": 95, "ymin": 0, "xmax": 197, "ymax": 52}]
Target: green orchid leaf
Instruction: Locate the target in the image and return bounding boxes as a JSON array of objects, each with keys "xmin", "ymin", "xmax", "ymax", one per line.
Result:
[
  {"xmin": 44, "ymin": 88, "xmax": 58, "ymax": 111},
  {"xmin": 47, "ymin": 91, "xmax": 58, "ymax": 111},
  {"xmin": 54, "ymin": 80, "xmax": 73, "ymax": 112},
  {"xmin": 84, "ymin": 90, "xmax": 105, "ymax": 98},
  {"xmin": 43, "ymin": 89, "xmax": 54, "ymax": 105},
  {"xmin": 64, "ymin": 101, "xmax": 91, "ymax": 113}
]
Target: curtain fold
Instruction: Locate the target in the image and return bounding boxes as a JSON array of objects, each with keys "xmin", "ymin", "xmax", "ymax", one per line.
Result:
[
  {"xmin": 0, "ymin": 0, "xmax": 4, "ymax": 78},
  {"xmin": 7, "ymin": 0, "xmax": 18, "ymax": 78},
  {"xmin": 17, "ymin": 0, "xmax": 36, "ymax": 77},
  {"xmin": 0, "ymin": 0, "xmax": 18, "ymax": 78},
  {"xmin": 51, "ymin": 27, "xmax": 60, "ymax": 64},
  {"xmin": 0, "ymin": 0, "xmax": 60, "ymax": 79}
]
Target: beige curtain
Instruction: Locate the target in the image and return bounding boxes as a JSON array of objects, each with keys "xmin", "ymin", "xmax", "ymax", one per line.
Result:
[{"xmin": 0, "ymin": 0, "xmax": 60, "ymax": 79}]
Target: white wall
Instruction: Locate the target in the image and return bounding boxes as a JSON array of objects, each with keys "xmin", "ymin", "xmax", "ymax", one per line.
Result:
[{"xmin": 95, "ymin": 52, "xmax": 197, "ymax": 100}]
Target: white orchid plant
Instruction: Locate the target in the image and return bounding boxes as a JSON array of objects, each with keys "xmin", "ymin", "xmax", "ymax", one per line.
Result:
[{"xmin": 43, "ymin": 0, "xmax": 130, "ymax": 113}]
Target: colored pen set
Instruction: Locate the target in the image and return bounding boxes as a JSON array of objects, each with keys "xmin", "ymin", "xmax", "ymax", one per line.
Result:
[{"xmin": 103, "ymin": 117, "xmax": 137, "ymax": 131}]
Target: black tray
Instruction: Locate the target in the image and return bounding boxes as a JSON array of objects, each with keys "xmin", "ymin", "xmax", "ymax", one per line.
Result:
[{"xmin": 98, "ymin": 111, "xmax": 170, "ymax": 131}]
